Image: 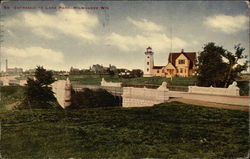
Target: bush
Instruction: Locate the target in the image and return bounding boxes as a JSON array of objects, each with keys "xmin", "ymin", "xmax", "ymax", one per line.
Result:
[
  {"xmin": 16, "ymin": 66, "xmax": 58, "ymax": 110},
  {"xmin": 237, "ymin": 81, "xmax": 249, "ymax": 96},
  {"xmin": 71, "ymin": 88, "xmax": 122, "ymax": 108},
  {"xmin": 0, "ymin": 86, "xmax": 25, "ymax": 110}
]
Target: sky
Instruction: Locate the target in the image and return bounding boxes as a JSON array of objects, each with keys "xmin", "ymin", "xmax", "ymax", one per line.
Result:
[{"xmin": 0, "ymin": 1, "xmax": 249, "ymax": 71}]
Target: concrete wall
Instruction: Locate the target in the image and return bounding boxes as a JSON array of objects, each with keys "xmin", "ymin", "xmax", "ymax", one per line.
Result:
[
  {"xmin": 52, "ymin": 78, "xmax": 72, "ymax": 109},
  {"xmin": 188, "ymin": 82, "xmax": 240, "ymax": 96},
  {"xmin": 101, "ymin": 78, "xmax": 122, "ymax": 87},
  {"xmin": 122, "ymin": 82, "xmax": 170, "ymax": 107}
]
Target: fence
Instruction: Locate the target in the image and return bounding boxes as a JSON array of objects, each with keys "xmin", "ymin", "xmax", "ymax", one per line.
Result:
[
  {"xmin": 122, "ymin": 83, "xmax": 188, "ymax": 92},
  {"xmin": 188, "ymin": 82, "xmax": 240, "ymax": 96},
  {"xmin": 122, "ymin": 86, "xmax": 170, "ymax": 107}
]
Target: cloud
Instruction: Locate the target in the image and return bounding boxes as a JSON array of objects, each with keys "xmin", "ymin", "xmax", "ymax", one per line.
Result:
[
  {"xmin": 107, "ymin": 18, "xmax": 187, "ymax": 53},
  {"xmin": 204, "ymin": 14, "xmax": 248, "ymax": 34},
  {"xmin": 5, "ymin": 5, "xmax": 99, "ymax": 41},
  {"xmin": 106, "ymin": 32, "xmax": 187, "ymax": 53},
  {"xmin": 127, "ymin": 17, "xmax": 164, "ymax": 32},
  {"xmin": 32, "ymin": 28, "xmax": 55, "ymax": 39},
  {"xmin": 2, "ymin": 46, "xmax": 64, "ymax": 64}
]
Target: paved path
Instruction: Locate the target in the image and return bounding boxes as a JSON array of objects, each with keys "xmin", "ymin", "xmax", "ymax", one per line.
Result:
[
  {"xmin": 170, "ymin": 98, "xmax": 249, "ymax": 112},
  {"xmin": 169, "ymin": 91, "xmax": 249, "ymax": 106}
]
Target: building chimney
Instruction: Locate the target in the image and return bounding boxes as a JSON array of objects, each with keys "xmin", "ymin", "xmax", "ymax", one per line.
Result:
[
  {"xmin": 5, "ymin": 59, "xmax": 8, "ymax": 72},
  {"xmin": 181, "ymin": 49, "xmax": 184, "ymax": 53}
]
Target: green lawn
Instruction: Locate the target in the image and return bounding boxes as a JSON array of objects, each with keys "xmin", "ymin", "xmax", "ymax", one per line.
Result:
[
  {"xmin": 68, "ymin": 74, "xmax": 196, "ymax": 86},
  {"xmin": 68, "ymin": 74, "xmax": 249, "ymax": 95},
  {"xmin": 0, "ymin": 86, "xmax": 25, "ymax": 110},
  {"xmin": 0, "ymin": 102, "xmax": 248, "ymax": 158}
]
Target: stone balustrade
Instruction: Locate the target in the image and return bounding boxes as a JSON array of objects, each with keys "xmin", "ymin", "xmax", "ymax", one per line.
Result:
[
  {"xmin": 188, "ymin": 81, "xmax": 240, "ymax": 96},
  {"xmin": 101, "ymin": 78, "xmax": 122, "ymax": 87},
  {"xmin": 122, "ymin": 82, "xmax": 170, "ymax": 107}
]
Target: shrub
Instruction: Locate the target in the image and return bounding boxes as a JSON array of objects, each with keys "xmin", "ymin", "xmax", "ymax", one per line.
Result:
[
  {"xmin": 237, "ymin": 81, "xmax": 249, "ymax": 96},
  {"xmin": 16, "ymin": 66, "xmax": 58, "ymax": 109}
]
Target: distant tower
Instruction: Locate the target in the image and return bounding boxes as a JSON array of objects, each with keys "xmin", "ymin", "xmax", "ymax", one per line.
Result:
[
  {"xmin": 143, "ymin": 46, "xmax": 154, "ymax": 77},
  {"xmin": 5, "ymin": 59, "xmax": 8, "ymax": 72}
]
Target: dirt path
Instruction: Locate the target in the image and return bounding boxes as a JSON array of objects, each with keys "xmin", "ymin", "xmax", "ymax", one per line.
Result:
[{"xmin": 170, "ymin": 98, "xmax": 249, "ymax": 111}]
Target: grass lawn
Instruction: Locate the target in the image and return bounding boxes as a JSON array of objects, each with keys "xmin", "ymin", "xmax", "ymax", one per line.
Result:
[
  {"xmin": 68, "ymin": 74, "xmax": 197, "ymax": 86},
  {"xmin": 65, "ymin": 74, "xmax": 249, "ymax": 95},
  {"xmin": 0, "ymin": 86, "xmax": 25, "ymax": 110},
  {"xmin": 0, "ymin": 102, "xmax": 248, "ymax": 158}
]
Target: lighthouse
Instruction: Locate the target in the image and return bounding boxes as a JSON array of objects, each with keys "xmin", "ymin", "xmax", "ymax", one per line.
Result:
[{"xmin": 143, "ymin": 46, "xmax": 154, "ymax": 77}]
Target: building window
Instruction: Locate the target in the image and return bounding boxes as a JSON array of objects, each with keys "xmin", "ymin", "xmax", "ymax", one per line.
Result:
[
  {"xmin": 147, "ymin": 68, "xmax": 149, "ymax": 72},
  {"xmin": 147, "ymin": 56, "xmax": 150, "ymax": 58},
  {"xmin": 176, "ymin": 69, "xmax": 178, "ymax": 73},
  {"xmin": 162, "ymin": 70, "xmax": 164, "ymax": 73},
  {"xmin": 180, "ymin": 68, "xmax": 183, "ymax": 73},
  {"xmin": 179, "ymin": 60, "xmax": 185, "ymax": 64},
  {"xmin": 147, "ymin": 62, "xmax": 149, "ymax": 65},
  {"xmin": 157, "ymin": 70, "xmax": 159, "ymax": 73}
]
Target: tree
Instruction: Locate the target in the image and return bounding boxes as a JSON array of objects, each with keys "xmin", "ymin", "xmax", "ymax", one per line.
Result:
[
  {"xmin": 19, "ymin": 66, "xmax": 56, "ymax": 109},
  {"xmin": 197, "ymin": 42, "xmax": 247, "ymax": 87},
  {"xmin": 107, "ymin": 68, "xmax": 115, "ymax": 77},
  {"xmin": 131, "ymin": 69, "xmax": 143, "ymax": 78},
  {"xmin": 221, "ymin": 44, "xmax": 247, "ymax": 87}
]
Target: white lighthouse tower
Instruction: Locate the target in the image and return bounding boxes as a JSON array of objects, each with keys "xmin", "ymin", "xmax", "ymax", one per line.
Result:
[{"xmin": 143, "ymin": 46, "xmax": 154, "ymax": 77}]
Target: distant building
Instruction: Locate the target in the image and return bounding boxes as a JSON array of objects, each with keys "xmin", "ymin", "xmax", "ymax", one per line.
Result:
[
  {"xmin": 90, "ymin": 64, "xmax": 117, "ymax": 73},
  {"xmin": 25, "ymin": 69, "xmax": 36, "ymax": 73},
  {"xmin": 70, "ymin": 67, "xmax": 80, "ymax": 72},
  {"xmin": 90, "ymin": 64, "xmax": 104, "ymax": 73},
  {"xmin": 5, "ymin": 59, "xmax": 23, "ymax": 75},
  {"xmin": 143, "ymin": 47, "xmax": 196, "ymax": 78},
  {"xmin": 108, "ymin": 64, "xmax": 117, "ymax": 72}
]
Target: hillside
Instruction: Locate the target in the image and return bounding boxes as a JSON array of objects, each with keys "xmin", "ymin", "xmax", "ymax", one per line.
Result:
[{"xmin": 0, "ymin": 102, "xmax": 248, "ymax": 158}]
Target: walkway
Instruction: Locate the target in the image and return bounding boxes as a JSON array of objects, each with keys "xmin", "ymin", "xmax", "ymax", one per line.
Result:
[
  {"xmin": 169, "ymin": 91, "xmax": 249, "ymax": 106},
  {"xmin": 170, "ymin": 98, "xmax": 249, "ymax": 112}
]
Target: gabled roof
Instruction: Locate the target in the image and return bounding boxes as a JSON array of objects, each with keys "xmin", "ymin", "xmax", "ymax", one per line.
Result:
[
  {"xmin": 164, "ymin": 62, "xmax": 176, "ymax": 69},
  {"xmin": 168, "ymin": 51, "xmax": 196, "ymax": 69},
  {"xmin": 153, "ymin": 66, "xmax": 164, "ymax": 69}
]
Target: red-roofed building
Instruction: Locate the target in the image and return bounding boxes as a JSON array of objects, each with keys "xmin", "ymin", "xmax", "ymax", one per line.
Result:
[{"xmin": 143, "ymin": 47, "xmax": 196, "ymax": 78}]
